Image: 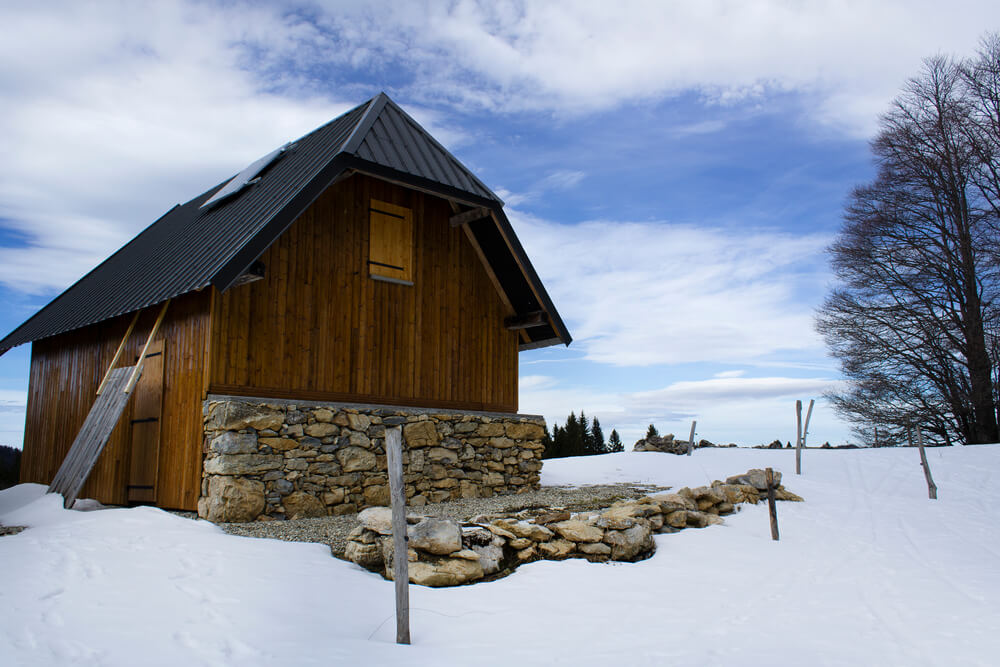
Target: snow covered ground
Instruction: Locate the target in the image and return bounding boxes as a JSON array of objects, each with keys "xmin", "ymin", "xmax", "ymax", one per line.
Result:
[{"xmin": 2, "ymin": 446, "xmax": 999, "ymax": 666}]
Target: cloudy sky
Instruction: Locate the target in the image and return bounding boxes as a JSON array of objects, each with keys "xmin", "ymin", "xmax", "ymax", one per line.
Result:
[{"xmin": 1, "ymin": 1, "xmax": 998, "ymax": 449}]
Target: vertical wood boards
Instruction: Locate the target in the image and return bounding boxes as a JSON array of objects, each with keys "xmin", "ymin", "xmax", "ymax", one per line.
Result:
[
  {"xmin": 48, "ymin": 366, "xmax": 138, "ymax": 509},
  {"xmin": 127, "ymin": 339, "xmax": 164, "ymax": 504},
  {"xmin": 20, "ymin": 291, "xmax": 211, "ymax": 510},
  {"xmin": 209, "ymin": 173, "xmax": 519, "ymax": 412}
]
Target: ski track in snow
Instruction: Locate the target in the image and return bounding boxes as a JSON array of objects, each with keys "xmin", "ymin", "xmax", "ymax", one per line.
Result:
[{"xmin": 2, "ymin": 447, "xmax": 1000, "ymax": 666}]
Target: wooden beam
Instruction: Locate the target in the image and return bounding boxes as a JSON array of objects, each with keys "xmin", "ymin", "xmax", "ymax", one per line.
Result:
[
  {"xmin": 449, "ymin": 207, "xmax": 490, "ymax": 227},
  {"xmin": 386, "ymin": 427, "xmax": 411, "ymax": 644},
  {"xmin": 96, "ymin": 310, "xmax": 141, "ymax": 395},
  {"xmin": 504, "ymin": 311, "xmax": 547, "ymax": 330},
  {"xmin": 125, "ymin": 300, "xmax": 170, "ymax": 394}
]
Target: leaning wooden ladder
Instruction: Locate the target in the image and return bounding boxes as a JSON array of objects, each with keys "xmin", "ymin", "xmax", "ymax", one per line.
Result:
[{"xmin": 48, "ymin": 301, "xmax": 170, "ymax": 509}]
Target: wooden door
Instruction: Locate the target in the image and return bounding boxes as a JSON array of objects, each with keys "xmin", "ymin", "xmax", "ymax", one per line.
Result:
[{"xmin": 127, "ymin": 339, "xmax": 164, "ymax": 504}]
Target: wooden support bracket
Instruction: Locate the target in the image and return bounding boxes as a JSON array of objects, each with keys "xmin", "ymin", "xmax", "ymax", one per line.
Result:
[
  {"xmin": 449, "ymin": 207, "xmax": 490, "ymax": 227},
  {"xmin": 124, "ymin": 299, "xmax": 170, "ymax": 394},
  {"xmin": 504, "ymin": 311, "xmax": 547, "ymax": 330},
  {"xmin": 96, "ymin": 310, "xmax": 141, "ymax": 395}
]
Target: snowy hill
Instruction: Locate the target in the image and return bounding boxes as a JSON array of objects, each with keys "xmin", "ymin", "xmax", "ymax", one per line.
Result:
[{"xmin": 2, "ymin": 446, "xmax": 999, "ymax": 666}]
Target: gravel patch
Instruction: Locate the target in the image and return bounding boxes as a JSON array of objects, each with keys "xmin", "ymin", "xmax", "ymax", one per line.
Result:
[
  {"xmin": 216, "ymin": 483, "xmax": 669, "ymax": 558},
  {"xmin": 0, "ymin": 525, "xmax": 26, "ymax": 537}
]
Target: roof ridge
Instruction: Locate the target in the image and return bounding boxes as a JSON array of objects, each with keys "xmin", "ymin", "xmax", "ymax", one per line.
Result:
[
  {"xmin": 374, "ymin": 96, "xmax": 504, "ymax": 206},
  {"xmin": 339, "ymin": 92, "xmax": 390, "ymax": 156}
]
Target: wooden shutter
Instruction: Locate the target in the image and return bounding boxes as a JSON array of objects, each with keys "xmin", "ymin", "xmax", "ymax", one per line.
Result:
[{"xmin": 369, "ymin": 200, "xmax": 413, "ymax": 284}]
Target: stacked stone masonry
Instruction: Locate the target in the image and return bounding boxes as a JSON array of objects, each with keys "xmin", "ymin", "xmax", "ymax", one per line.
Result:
[
  {"xmin": 198, "ymin": 398, "xmax": 546, "ymax": 522},
  {"xmin": 345, "ymin": 468, "xmax": 804, "ymax": 587}
]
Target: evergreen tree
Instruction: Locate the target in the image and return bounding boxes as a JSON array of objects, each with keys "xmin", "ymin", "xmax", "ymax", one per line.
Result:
[
  {"xmin": 551, "ymin": 424, "xmax": 567, "ymax": 459},
  {"xmin": 564, "ymin": 411, "xmax": 579, "ymax": 456},
  {"xmin": 608, "ymin": 429, "xmax": 623, "ymax": 453},
  {"xmin": 541, "ymin": 425, "xmax": 555, "ymax": 459},
  {"xmin": 590, "ymin": 416, "xmax": 606, "ymax": 454},
  {"xmin": 646, "ymin": 424, "xmax": 659, "ymax": 439}
]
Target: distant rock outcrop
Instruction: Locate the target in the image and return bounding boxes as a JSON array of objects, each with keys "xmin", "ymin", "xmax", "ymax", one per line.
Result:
[{"xmin": 632, "ymin": 434, "xmax": 736, "ymax": 454}]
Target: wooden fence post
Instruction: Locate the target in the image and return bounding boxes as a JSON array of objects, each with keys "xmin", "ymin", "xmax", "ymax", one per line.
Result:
[
  {"xmin": 795, "ymin": 400, "xmax": 803, "ymax": 475},
  {"xmin": 686, "ymin": 420, "xmax": 696, "ymax": 456},
  {"xmin": 385, "ymin": 427, "xmax": 410, "ymax": 645},
  {"xmin": 802, "ymin": 399, "xmax": 814, "ymax": 447},
  {"xmin": 916, "ymin": 429, "xmax": 938, "ymax": 500},
  {"xmin": 765, "ymin": 467, "xmax": 779, "ymax": 541}
]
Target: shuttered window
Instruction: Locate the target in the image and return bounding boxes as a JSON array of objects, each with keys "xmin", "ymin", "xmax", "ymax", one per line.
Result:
[{"xmin": 368, "ymin": 200, "xmax": 413, "ymax": 285}]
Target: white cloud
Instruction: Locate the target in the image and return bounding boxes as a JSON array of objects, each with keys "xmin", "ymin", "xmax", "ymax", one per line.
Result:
[
  {"xmin": 509, "ymin": 210, "xmax": 833, "ymax": 366},
  {"xmin": 311, "ymin": 0, "xmax": 1000, "ymax": 135},
  {"xmin": 0, "ymin": 2, "xmax": 350, "ymax": 293},
  {"xmin": 519, "ymin": 373, "xmax": 845, "ymax": 448},
  {"xmin": 0, "ymin": 389, "xmax": 26, "ymax": 449},
  {"xmin": 714, "ymin": 370, "xmax": 746, "ymax": 379},
  {"xmin": 540, "ymin": 170, "xmax": 586, "ymax": 191}
]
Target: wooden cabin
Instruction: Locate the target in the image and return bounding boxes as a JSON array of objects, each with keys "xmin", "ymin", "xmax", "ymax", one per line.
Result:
[{"xmin": 1, "ymin": 94, "xmax": 570, "ymax": 513}]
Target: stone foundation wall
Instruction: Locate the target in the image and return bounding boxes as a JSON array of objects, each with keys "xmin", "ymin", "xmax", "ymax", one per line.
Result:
[{"xmin": 197, "ymin": 397, "xmax": 546, "ymax": 522}]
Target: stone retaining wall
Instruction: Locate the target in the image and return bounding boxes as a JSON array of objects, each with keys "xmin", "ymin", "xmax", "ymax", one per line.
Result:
[
  {"xmin": 345, "ymin": 468, "xmax": 804, "ymax": 586},
  {"xmin": 197, "ymin": 397, "xmax": 546, "ymax": 522}
]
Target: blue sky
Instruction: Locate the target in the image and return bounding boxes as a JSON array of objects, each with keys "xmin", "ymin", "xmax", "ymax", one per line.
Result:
[{"xmin": 1, "ymin": 1, "xmax": 998, "ymax": 449}]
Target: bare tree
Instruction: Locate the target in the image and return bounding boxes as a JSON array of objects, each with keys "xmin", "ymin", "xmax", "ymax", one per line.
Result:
[{"xmin": 818, "ymin": 44, "xmax": 1000, "ymax": 446}]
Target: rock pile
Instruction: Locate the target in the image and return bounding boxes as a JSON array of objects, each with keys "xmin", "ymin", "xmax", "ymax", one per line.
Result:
[
  {"xmin": 344, "ymin": 468, "xmax": 803, "ymax": 586},
  {"xmin": 632, "ymin": 434, "xmax": 737, "ymax": 454}
]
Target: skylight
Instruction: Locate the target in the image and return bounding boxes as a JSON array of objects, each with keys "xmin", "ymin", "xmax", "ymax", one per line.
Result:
[{"xmin": 199, "ymin": 142, "xmax": 291, "ymax": 209}]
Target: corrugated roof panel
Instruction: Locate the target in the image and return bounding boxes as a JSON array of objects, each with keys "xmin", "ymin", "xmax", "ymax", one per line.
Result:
[
  {"xmin": 0, "ymin": 93, "xmax": 570, "ymax": 355},
  {"xmin": 0, "ymin": 102, "xmax": 367, "ymax": 352},
  {"xmin": 354, "ymin": 100, "xmax": 498, "ymax": 202}
]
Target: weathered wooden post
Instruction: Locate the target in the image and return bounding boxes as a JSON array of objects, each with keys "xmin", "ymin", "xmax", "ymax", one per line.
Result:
[
  {"xmin": 686, "ymin": 420, "xmax": 696, "ymax": 456},
  {"xmin": 802, "ymin": 399, "xmax": 814, "ymax": 447},
  {"xmin": 916, "ymin": 428, "xmax": 938, "ymax": 500},
  {"xmin": 765, "ymin": 467, "xmax": 779, "ymax": 541},
  {"xmin": 385, "ymin": 427, "xmax": 410, "ymax": 645},
  {"xmin": 795, "ymin": 400, "xmax": 803, "ymax": 474}
]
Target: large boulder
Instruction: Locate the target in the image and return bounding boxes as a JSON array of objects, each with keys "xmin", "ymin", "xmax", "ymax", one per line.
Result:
[
  {"xmin": 208, "ymin": 431, "xmax": 258, "ymax": 454},
  {"xmin": 464, "ymin": 528, "xmax": 507, "ymax": 575},
  {"xmin": 493, "ymin": 520, "xmax": 554, "ymax": 542},
  {"xmin": 204, "ymin": 454, "xmax": 282, "ymax": 475},
  {"xmin": 537, "ymin": 539, "xmax": 575, "ymax": 559},
  {"xmin": 403, "ymin": 421, "xmax": 439, "ymax": 448},
  {"xmin": 505, "ymin": 422, "xmax": 545, "ymax": 440},
  {"xmin": 358, "ymin": 507, "xmax": 394, "ymax": 535},
  {"xmin": 603, "ymin": 523, "xmax": 654, "ymax": 561},
  {"xmin": 408, "ymin": 518, "xmax": 462, "ymax": 555},
  {"xmin": 336, "ymin": 446, "xmax": 376, "ymax": 472},
  {"xmin": 345, "ymin": 541, "xmax": 383, "ymax": 569},
  {"xmin": 596, "ymin": 499, "xmax": 661, "ymax": 529},
  {"xmin": 726, "ymin": 469, "xmax": 781, "ymax": 491},
  {"xmin": 282, "ymin": 492, "xmax": 326, "ymax": 519},
  {"xmin": 551, "ymin": 520, "xmax": 604, "ymax": 543},
  {"xmin": 407, "ymin": 556, "xmax": 484, "ymax": 587},
  {"xmin": 206, "ymin": 401, "xmax": 283, "ymax": 432},
  {"xmin": 648, "ymin": 492, "xmax": 696, "ymax": 513},
  {"xmin": 198, "ymin": 476, "xmax": 265, "ymax": 522}
]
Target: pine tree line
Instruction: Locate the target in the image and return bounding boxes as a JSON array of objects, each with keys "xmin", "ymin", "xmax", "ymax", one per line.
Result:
[{"xmin": 541, "ymin": 411, "xmax": 625, "ymax": 459}]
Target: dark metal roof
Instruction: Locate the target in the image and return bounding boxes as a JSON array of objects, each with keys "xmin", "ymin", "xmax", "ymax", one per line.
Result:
[{"xmin": 0, "ymin": 93, "xmax": 571, "ymax": 354}]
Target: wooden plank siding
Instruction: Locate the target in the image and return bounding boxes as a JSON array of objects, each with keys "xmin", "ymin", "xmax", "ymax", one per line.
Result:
[
  {"xmin": 19, "ymin": 290, "xmax": 211, "ymax": 510},
  {"xmin": 209, "ymin": 174, "xmax": 519, "ymax": 412}
]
